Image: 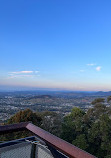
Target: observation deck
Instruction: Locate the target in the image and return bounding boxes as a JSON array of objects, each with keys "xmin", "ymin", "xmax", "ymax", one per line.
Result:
[{"xmin": 0, "ymin": 122, "xmax": 96, "ymax": 158}]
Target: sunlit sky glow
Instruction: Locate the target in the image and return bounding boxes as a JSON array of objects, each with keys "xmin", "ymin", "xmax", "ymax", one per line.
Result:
[{"xmin": 1, "ymin": 0, "xmax": 111, "ymax": 91}]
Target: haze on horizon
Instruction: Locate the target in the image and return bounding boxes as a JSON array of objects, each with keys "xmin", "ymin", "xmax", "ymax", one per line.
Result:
[{"xmin": 1, "ymin": 0, "xmax": 111, "ymax": 92}]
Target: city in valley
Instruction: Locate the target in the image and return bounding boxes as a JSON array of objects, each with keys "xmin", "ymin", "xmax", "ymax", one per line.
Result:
[{"xmin": 0, "ymin": 91, "xmax": 110, "ymax": 123}]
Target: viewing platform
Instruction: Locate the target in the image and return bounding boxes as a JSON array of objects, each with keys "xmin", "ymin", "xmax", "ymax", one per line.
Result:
[{"xmin": 0, "ymin": 122, "xmax": 96, "ymax": 158}]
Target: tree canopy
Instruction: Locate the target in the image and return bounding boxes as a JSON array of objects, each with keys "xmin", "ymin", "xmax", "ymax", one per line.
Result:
[
  {"xmin": 7, "ymin": 108, "xmax": 42, "ymax": 126},
  {"xmin": 61, "ymin": 97, "xmax": 111, "ymax": 158}
]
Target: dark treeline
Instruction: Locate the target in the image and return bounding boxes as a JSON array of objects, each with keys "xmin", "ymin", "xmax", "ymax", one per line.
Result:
[{"xmin": 1, "ymin": 97, "xmax": 111, "ymax": 158}]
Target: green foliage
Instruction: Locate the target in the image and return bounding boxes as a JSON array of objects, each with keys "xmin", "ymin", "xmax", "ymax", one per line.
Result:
[
  {"xmin": 61, "ymin": 98, "xmax": 111, "ymax": 158},
  {"xmin": 39, "ymin": 111, "xmax": 62, "ymax": 137},
  {"xmin": 70, "ymin": 107, "xmax": 85, "ymax": 118},
  {"xmin": 61, "ymin": 116, "xmax": 76, "ymax": 143},
  {"xmin": 87, "ymin": 114, "xmax": 111, "ymax": 157},
  {"xmin": 0, "ymin": 130, "xmax": 32, "ymax": 142},
  {"xmin": 61, "ymin": 107, "xmax": 85, "ymax": 143},
  {"xmin": 91, "ymin": 98, "xmax": 105, "ymax": 105},
  {"xmin": 107, "ymin": 96, "xmax": 111, "ymax": 103},
  {"xmin": 0, "ymin": 109, "xmax": 62, "ymax": 141},
  {"xmin": 0, "ymin": 109, "xmax": 42, "ymax": 141},
  {"xmin": 84, "ymin": 102, "xmax": 110, "ymax": 123},
  {"xmin": 7, "ymin": 109, "xmax": 42, "ymax": 126},
  {"xmin": 72, "ymin": 134, "xmax": 88, "ymax": 150}
]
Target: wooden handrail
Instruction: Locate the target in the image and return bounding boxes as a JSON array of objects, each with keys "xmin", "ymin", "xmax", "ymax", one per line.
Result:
[
  {"xmin": 0, "ymin": 122, "xmax": 96, "ymax": 158},
  {"xmin": 0, "ymin": 122, "xmax": 28, "ymax": 134}
]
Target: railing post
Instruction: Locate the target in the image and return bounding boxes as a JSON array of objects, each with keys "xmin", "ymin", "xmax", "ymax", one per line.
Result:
[
  {"xmin": 48, "ymin": 144, "xmax": 68, "ymax": 158},
  {"xmin": 31, "ymin": 143, "xmax": 37, "ymax": 158}
]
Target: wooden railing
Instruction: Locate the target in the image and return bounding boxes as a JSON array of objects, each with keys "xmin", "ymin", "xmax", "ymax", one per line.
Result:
[{"xmin": 0, "ymin": 122, "xmax": 96, "ymax": 158}]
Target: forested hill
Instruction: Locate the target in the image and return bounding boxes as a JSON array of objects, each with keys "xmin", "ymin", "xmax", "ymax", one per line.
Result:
[{"xmin": 28, "ymin": 95, "xmax": 53, "ymax": 99}]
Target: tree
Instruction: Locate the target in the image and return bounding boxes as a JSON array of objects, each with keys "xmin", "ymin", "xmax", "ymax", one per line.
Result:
[
  {"xmin": 107, "ymin": 96, "xmax": 111, "ymax": 103},
  {"xmin": 91, "ymin": 98, "xmax": 105, "ymax": 105},
  {"xmin": 7, "ymin": 109, "xmax": 42, "ymax": 126},
  {"xmin": 72, "ymin": 134, "xmax": 88, "ymax": 150},
  {"xmin": 0, "ymin": 109, "xmax": 42, "ymax": 141},
  {"xmin": 61, "ymin": 107, "xmax": 85, "ymax": 144},
  {"xmin": 85, "ymin": 98, "xmax": 110, "ymax": 123},
  {"xmin": 61, "ymin": 97, "xmax": 111, "ymax": 158},
  {"xmin": 39, "ymin": 111, "xmax": 62, "ymax": 137},
  {"xmin": 87, "ymin": 114, "xmax": 111, "ymax": 158}
]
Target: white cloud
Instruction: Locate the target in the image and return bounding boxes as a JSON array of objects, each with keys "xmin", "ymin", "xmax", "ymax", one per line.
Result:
[
  {"xmin": 8, "ymin": 75, "xmax": 34, "ymax": 78},
  {"xmin": 96, "ymin": 66, "xmax": 102, "ymax": 71},
  {"xmin": 8, "ymin": 70, "xmax": 40, "ymax": 79},
  {"xmin": 11, "ymin": 71, "xmax": 33, "ymax": 74},
  {"xmin": 87, "ymin": 63, "xmax": 96, "ymax": 66}
]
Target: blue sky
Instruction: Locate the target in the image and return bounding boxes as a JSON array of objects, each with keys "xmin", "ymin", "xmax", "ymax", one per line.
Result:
[{"xmin": 0, "ymin": 0, "xmax": 111, "ymax": 91}]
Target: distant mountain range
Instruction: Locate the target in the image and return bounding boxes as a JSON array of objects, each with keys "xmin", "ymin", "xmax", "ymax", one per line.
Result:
[{"xmin": 0, "ymin": 90, "xmax": 111, "ymax": 98}]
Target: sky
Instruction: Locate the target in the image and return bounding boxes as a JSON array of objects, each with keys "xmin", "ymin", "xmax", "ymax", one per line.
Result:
[{"xmin": 0, "ymin": 0, "xmax": 111, "ymax": 91}]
